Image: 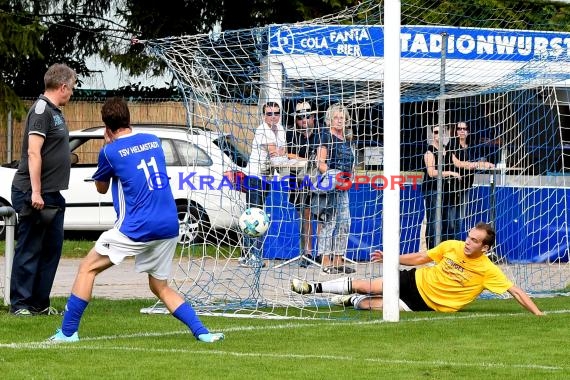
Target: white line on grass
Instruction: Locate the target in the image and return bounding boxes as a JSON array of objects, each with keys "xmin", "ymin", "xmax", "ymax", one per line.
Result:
[
  {"xmin": 3, "ymin": 308, "xmax": 570, "ymax": 349},
  {"xmin": 5, "ymin": 344, "xmax": 566, "ymax": 372},
  {"xmin": 4, "ymin": 308, "xmax": 570, "ymax": 349},
  {"xmin": 2, "ymin": 308, "xmax": 569, "ymax": 371}
]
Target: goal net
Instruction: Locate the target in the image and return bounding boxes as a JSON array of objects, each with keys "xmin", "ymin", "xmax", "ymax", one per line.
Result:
[{"xmin": 138, "ymin": 0, "xmax": 570, "ymax": 318}]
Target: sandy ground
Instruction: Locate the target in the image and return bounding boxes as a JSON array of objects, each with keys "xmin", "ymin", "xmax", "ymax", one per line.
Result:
[{"xmin": 1, "ymin": 257, "xmax": 162, "ymax": 301}]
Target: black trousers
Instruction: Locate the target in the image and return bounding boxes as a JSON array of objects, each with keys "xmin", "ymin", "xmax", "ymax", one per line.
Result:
[{"xmin": 10, "ymin": 187, "xmax": 66, "ymax": 312}]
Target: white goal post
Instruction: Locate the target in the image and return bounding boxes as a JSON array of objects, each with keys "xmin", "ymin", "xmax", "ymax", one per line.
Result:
[{"xmin": 382, "ymin": 0, "xmax": 402, "ymax": 322}]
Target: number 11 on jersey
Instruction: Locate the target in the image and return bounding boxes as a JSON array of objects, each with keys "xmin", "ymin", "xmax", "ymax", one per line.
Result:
[{"xmin": 137, "ymin": 156, "xmax": 163, "ymax": 190}]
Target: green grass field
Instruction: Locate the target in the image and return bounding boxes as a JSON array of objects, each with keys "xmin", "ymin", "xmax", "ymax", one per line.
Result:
[{"xmin": 1, "ymin": 296, "xmax": 569, "ymax": 379}]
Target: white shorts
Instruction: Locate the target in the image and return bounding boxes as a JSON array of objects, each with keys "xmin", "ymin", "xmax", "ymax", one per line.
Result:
[{"xmin": 95, "ymin": 228, "xmax": 178, "ymax": 280}]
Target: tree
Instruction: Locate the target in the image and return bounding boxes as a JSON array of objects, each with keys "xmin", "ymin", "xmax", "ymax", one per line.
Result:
[
  {"xmin": 0, "ymin": 3, "xmax": 45, "ymax": 119},
  {"xmin": 1, "ymin": 0, "xmax": 119, "ymax": 121},
  {"xmin": 105, "ymin": 0, "xmax": 359, "ymax": 79},
  {"xmin": 4, "ymin": 0, "xmax": 570, "ymax": 123},
  {"xmin": 220, "ymin": 0, "xmax": 361, "ymax": 30},
  {"xmin": 86, "ymin": 0, "xmax": 570, "ymax": 86},
  {"xmin": 1, "ymin": 0, "xmax": 358, "ymax": 120},
  {"xmin": 401, "ymin": 0, "xmax": 570, "ymax": 31}
]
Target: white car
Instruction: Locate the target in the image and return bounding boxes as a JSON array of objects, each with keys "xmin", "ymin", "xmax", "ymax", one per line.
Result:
[{"xmin": 0, "ymin": 124, "xmax": 248, "ymax": 243}]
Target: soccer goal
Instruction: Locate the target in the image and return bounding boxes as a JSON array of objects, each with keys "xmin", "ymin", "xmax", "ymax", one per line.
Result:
[{"xmin": 138, "ymin": 0, "xmax": 570, "ymax": 318}]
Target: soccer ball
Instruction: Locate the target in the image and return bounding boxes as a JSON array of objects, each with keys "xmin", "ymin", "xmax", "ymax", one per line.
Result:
[{"xmin": 239, "ymin": 207, "xmax": 270, "ymax": 237}]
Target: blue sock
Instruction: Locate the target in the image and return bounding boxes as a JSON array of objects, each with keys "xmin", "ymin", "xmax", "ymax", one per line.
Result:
[
  {"xmin": 61, "ymin": 293, "xmax": 89, "ymax": 337},
  {"xmin": 172, "ymin": 303, "xmax": 209, "ymax": 338}
]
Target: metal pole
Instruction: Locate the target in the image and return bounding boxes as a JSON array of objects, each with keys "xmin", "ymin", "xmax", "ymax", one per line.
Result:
[
  {"xmin": 1, "ymin": 206, "xmax": 16, "ymax": 306},
  {"xmin": 7, "ymin": 111, "xmax": 13, "ymax": 162},
  {"xmin": 435, "ymin": 33, "xmax": 448, "ymax": 247}
]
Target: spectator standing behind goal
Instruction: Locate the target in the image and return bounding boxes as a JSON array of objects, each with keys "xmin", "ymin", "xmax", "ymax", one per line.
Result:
[
  {"xmin": 286, "ymin": 101, "xmax": 321, "ymax": 267},
  {"xmin": 10, "ymin": 63, "xmax": 77, "ymax": 316},
  {"xmin": 447, "ymin": 121, "xmax": 495, "ymax": 237},
  {"xmin": 47, "ymin": 97, "xmax": 224, "ymax": 343},
  {"xmin": 291, "ymin": 222, "xmax": 544, "ymax": 316},
  {"xmin": 422, "ymin": 125, "xmax": 461, "ymax": 249},
  {"xmin": 312, "ymin": 103, "xmax": 356, "ymax": 274},
  {"xmin": 239, "ymin": 101, "xmax": 288, "ymax": 268}
]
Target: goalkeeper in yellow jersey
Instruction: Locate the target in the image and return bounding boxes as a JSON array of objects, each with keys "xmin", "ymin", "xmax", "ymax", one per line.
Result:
[{"xmin": 291, "ymin": 222, "xmax": 544, "ymax": 315}]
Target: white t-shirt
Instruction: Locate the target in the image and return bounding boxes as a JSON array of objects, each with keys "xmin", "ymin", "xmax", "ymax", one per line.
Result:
[{"xmin": 246, "ymin": 122, "xmax": 287, "ymax": 176}]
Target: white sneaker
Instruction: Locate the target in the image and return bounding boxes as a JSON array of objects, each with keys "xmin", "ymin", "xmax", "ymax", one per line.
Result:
[
  {"xmin": 47, "ymin": 329, "xmax": 79, "ymax": 343},
  {"xmin": 291, "ymin": 279, "xmax": 312, "ymax": 294},
  {"xmin": 198, "ymin": 332, "xmax": 225, "ymax": 343},
  {"xmin": 331, "ymin": 295, "xmax": 354, "ymax": 307}
]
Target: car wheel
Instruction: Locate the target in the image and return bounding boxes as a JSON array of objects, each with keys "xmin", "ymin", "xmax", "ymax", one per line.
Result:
[{"xmin": 177, "ymin": 203, "xmax": 207, "ymax": 245}]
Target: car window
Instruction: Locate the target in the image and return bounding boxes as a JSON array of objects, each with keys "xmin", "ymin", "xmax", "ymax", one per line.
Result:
[
  {"xmin": 161, "ymin": 139, "xmax": 178, "ymax": 165},
  {"xmin": 70, "ymin": 137, "xmax": 105, "ymax": 166},
  {"xmin": 173, "ymin": 140, "xmax": 213, "ymax": 166},
  {"xmin": 212, "ymin": 135, "xmax": 249, "ymax": 168}
]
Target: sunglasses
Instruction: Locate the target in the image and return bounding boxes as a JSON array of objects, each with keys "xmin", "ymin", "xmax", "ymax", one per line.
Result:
[
  {"xmin": 265, "ymin": 112, "xmax": 280, "ymax": 116},
  {"xmin": 296, "ymin": 115, "xmax": 310, "ymax": 120},
  {"xmin": 457, "ymin": 127, "xmax": 468, "ymax": 131},
  {"xmin": 433, "ymin": 130, "xmax": 439, "ymax": 135}
]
